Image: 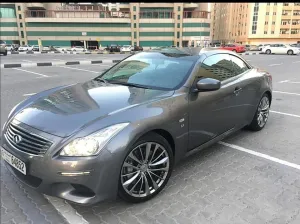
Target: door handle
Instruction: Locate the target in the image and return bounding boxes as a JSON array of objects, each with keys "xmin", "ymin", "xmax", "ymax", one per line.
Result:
[{"xmin": 234, "ymin": 87, "xmax": 242, "ymax": 95}]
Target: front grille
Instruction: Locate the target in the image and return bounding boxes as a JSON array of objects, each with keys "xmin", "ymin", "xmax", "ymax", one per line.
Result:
[{"xmin": 4, "ymin": 122, "xmax": 52, "ymax": 155}]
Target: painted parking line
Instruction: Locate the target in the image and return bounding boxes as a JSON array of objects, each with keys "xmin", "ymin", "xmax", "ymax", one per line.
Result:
[
  {"xmin": 273, "ymin": 91, "xmax": 300, "ymax": 96},
  {"xmin": 292, "ymin": 61, "xmax": 300, "ymax": 63},
  {"xmin": 23, "ymin": 93, "xmax": 36, "ymax": 96},
  {"xmin": 219, "ymin": 141, "xmax": 300, "ymax": 170},
  {"xmin": 279, "ymin": 80, "xmax": 290, "ymax": 83},
  {"xmin": 270, "ymin": 110, "xmax": 300, "ymax": 118},
  {"xmin": 58, "ymin": 65, "xmax": 100, "ymax": 74},
  {"xmin": 12, "ymin": 68, "xmax": 50, "ymax": 78},
  {"xmin": 269, "ymin": 63, "xmax": 283, "ymax": 66},
  {"xmin": 22, "ymin": 60, "xmax": 33, "ymax": 62}
]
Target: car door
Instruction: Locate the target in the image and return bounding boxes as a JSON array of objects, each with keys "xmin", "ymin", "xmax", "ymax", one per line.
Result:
[
  {"xmin": 277, "ymin": 44, "xmax": 287, "ymax": 54},
  {"xmin": 229, "ymin": 55, "xmax": 257, "ymax": 126},
  {"xmin": 188, "ymin": 53, "xmax": 241, "ymax": 150}
]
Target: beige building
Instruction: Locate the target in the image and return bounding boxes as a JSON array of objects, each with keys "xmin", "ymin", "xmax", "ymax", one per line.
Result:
[
  {"xmin": 0, "ymin": 2, "xmax": 211, "ymax": 48},
  {"xmin": 211, "ymin": 2, "xmax": 300, "ymax": 44}
]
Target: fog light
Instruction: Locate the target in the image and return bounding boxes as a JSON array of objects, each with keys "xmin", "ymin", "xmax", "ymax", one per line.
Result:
[{"xmin": 58, "ymin": 171, "xmax": 91, "ymax": 176}]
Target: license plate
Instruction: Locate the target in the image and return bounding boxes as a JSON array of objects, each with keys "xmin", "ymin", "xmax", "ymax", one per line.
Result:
[{"xmin": 1, "ymin": 148, "xmax": 26, "ymax": 175}]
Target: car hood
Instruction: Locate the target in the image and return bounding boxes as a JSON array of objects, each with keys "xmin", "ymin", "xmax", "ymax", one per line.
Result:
[{"xmin": 14, "ymin": 80, "xmax": 173, "ymax": 137}]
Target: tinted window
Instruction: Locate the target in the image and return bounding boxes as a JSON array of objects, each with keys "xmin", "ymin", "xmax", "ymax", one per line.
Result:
[
  {"xmin": 199, "ymin": 54, "xmax": 235, "ymax": 81},
  {"xmin": 99, "ymin": 52, "xmax": 196, "ymax": 90},
  {"xmin": 230, "ymin": 55, "xmax": 250, "ymax": 75}
]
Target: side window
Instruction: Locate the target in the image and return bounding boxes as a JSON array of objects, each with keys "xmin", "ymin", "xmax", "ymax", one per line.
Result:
[
  {"xmin": 230, "ymin": 55, "xmax": 250, "ymax": 75},
  {"xmin": 199, "ymin": 54, "xmax": 235, "ymax": 81}
]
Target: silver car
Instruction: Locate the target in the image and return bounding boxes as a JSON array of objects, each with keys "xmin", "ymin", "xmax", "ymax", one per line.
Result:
[
  {"xmin": 1, "ymin": 48, "xmax": 272, "ymax": 205},
  {"xmin": 0, "ymin": 40, "xmax": 8, "ymax": 56}
]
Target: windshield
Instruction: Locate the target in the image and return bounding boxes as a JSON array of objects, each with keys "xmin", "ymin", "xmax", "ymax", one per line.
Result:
[{"xmin": 97, "ymin": 52, "xmax": 196, "ymax": 90}]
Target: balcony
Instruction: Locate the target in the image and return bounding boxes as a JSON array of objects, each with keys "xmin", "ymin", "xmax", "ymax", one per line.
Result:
[
  {"xmin": 183, "ymin": 11, "xmax": 210, "ymax": 19},
  {"xmin": 25, "ymin": 10, "xmax": 131, "ymax": 19},
  {"xmin": 183, "ymin": 3, "xmax": 198, "ymax": 8},
  {"xmin": 26, "ymin": 3, "xmax": 46, "ymax": 9},
  {"xmin": 139, "ymin": 11, "xmax": 174, "ymax": 19}
]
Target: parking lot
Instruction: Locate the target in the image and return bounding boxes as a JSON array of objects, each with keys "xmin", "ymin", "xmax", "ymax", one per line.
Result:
[{"xmin": 1, "ymin": 53, "xmax": 300, "ymax": 224}]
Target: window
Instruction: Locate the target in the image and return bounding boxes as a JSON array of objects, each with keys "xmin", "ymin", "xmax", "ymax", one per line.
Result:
[
  {"xmin": 133, "ymin": 6, "xmax": 136, "ymax": 11},
  {"xmin": 273, "ymin": 12, "xmax": 276, "ymax": 15},
  {"xmin": 99, "ymin": 53, "xmax": 195, "ymax": 90},
  {"xmin": 230, "ymin": 55, "xmax": 249, "ymax": 75},
  {"xmin": 265, "ymin": 21, "xmax": 268, "ymax": 25},
  {"xmin": 177, "ymin": 41, "xmax": 180, "ymax": 47},
  {"xmin": 20, "ymin": 22, "xmax": 23, "ymax": 27},
  {"xmin": 177, "ymin": 31, "xmax": 180, "ymax": 38},
  {"xmin": 134, "ymin": 32, "xmax": 137, "ymax": 38},
  {"xmin": 177, "ymin": 23, "xmax": 180, "ymax": 28},
  {"xmin": 178, "ymin": 6, "xmax": 181, "ymax": 11},
  {"xmin": 177, "ymin": 14, "xmax": 180, "ymax": 20},
  {"xmin": 283, "ymin": 3, "xmax": 289, "ymax": 6},
  {"xmin": 19, "ymin": 14, "xmax": 22, "ymax": 19},
  {"xmin": 199, "ymin": 54, "xmax": 235, "ymax": 81},
  {"xmin": 274, "ymin": 3, "xmax": 277, "ymax": 5},
  {"xmin": 267, "ymin": 3, "xmax": 270, "ymax": 5},
  {"xmin": 21, "ymin": 31, "xmax": 24, "ymax": 38},
  {"xmin": 272, "ymin": 21, "xmax": 275, "ymax": 25},
  {"xmin": 133, "ymin": 15, "xmax": 136, "ymax": 20},
  {"xmin": 17, "ymin": 6, "xmax": 21, "ymax": 11},
  {"xmin": 271, "ymin": 31, "xmax": 274, "ymax": 34},
  {"xmin": 264, "ymin": 31, "xmax": 267, "ymax": 34},
  {"xmin": 134, "ymin": 23, "xmax": 136, "ymax": 28},
  {"xmin": 266, "ymin": 12, "xmax": 269, "ymax": 15}
]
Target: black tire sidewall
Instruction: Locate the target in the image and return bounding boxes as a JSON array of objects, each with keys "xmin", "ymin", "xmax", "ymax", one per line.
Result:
[
  {"xmin": 288, "ymin": 50, "xmax": 293, "ymax": 55},
  {"xmin": 266, "ymin": 50, "xmax": 271, "ymax": 54},
  {"xmin": 118, "ymin": 132, "xmax": 174, "ymax": 203}
]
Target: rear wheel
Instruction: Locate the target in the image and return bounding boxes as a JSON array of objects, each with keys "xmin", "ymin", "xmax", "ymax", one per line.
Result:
[
  {"xmin": 247, "ymin": 93, "xmax": 270, "ymax": 131},
  {"xmin": 266, "ymin": 49, "xmax": 271, "ymax": 54},
  {"xmin": 287, "ymin": 50, "xmax": 293, "ymax": 55},
  {"xmin": 118, "ymin": 132, "xmax": 174, "ymax": 203},
  {"xmin": 3, "ymin": 50, "xmax": 7, "ymax": 56}
]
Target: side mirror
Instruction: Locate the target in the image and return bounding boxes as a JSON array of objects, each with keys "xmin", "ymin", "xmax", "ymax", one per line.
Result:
[{"xmin": 195, "ymin": 78, "xmax": 221, "ymax": 92}]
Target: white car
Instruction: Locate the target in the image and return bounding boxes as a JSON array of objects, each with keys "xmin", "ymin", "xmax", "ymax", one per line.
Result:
[
  {"xmin": 53, "ymin": 46, "xmax": 67, "ymax": 52},
  {"xmin": 5, "ymin": 44, "xmax": 13, "ymax": 51},
  {"xmin": 258, "ymin": 44, "xmax": 270, "ymax": 51},
  {"xmin": 120, "ymin": 45, "xmax": 132, "ymax": 52},
  {"xmin": 71, "ymin": 46, "xmax": 86, "ymax": 52},
  {"xmin": 262, "ymin": 44, "xmax": 300, "ymax": 55},
  {"xmin": 18, "ymin": 45, "xmax": 33, "ymax": 52}
]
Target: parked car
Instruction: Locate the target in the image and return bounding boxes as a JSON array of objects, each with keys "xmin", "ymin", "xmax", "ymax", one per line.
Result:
[
  {"xmin": 18, "ymin": 45, "xmax": 33, "ymax": 52},
  {"xmin": 249, "ymin": 45, "xmax": 260, "ymax": 51},
  {"xmin": 0, "ymin": 40, "xmax": 7, "ymax": 56},
  {"xmin": 5, "ymin": 44, "xmax": 13, "ymax": 51},
  {"xmin": 53, "ymin": 46, "xmax": 67, "ymax": 52},
  {"xmin": 132, "ymin": 45, "xmax": 143, "ymax": 51},
  {"xmin": 220, "ymin": 44, "xmax": 246, "ymax": 53},
  {"xmin": 1, "ymin": 48, "xmax": 272, "ymax": 205},
  {"xmin": 258, "ymin": 44, "xmax": 270, "ymax": 51},
  {"xmin": 244, "ymin": 45, "xmax": 251, "ymax": 51},
  {"xmin": 32, "ymin": 45, "xmax": 40, "ymax": 52},
  {"xmin": 120, "ymin": 45, "xmax": 132, "ymax": 53},
  {"xmin": 290, "ymin": 43, "xmax": 300, "ymax": 48},
  {"xmin": 262, "ymin": 44, "xmax": 300, "ymax": 55},
  {"xmin": 108, "ymin": 44, "xmax": 121, "ymax": 52},
  {"xmin": 71, "ymin": 46, "xmax": 86, "ymax": 52}
]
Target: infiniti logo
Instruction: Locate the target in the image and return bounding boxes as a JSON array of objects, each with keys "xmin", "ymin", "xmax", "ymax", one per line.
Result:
[{"xmin": 13, "ymin": 135, "xmax": 22, "ymax": 144}]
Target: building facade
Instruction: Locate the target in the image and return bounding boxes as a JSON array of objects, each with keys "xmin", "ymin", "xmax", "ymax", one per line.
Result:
[
  {"xmin": 0, "ymin": 2, "xmax": 211, "ymax": 48},
  {"xmin": 211, "ymin": 2, "xmax": 300, "ymax": 45}
]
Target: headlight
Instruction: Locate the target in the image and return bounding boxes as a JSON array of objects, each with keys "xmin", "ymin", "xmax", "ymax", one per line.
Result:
[{"xmin": 60, "ymin": 123, "xmax": 129, "ymax": 157}]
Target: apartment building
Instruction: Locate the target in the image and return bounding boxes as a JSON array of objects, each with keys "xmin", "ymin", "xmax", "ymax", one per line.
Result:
[
  {"xmin": 0, "ymin": 2, "xmax": 211, "ymax": 48},
  {"xmin": 211, "ymin": 2, "xmax": 300, "ymax": 45}
]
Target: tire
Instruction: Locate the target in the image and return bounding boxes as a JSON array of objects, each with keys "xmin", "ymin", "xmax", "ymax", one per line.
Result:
[
  {"xmin": 118, "ymin": 132, "xmax": 174, "ymax": 203},
  {"xmin": 247, "ymin": 93, "xmax": 270, "ymax": 131},
  {"xmin": 3, "ymin": 50, "xmax": 7, "ymax": 56},
  {"xmin": 287, "ymin": 50, "xmax": 293, "ymax": 55},
  {"xmin": 266, "ymin": 49, "xmax": 271, "ymax": 54}
]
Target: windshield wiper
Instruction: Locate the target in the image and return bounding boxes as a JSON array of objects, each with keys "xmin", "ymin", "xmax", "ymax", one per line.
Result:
[
  {"xmin": 94, "ymin": 77, "xmax": 108, "ymax": 84},
  {"xmin": 109, "ymin": 81, "xmax": 152, "ymax": 89}
]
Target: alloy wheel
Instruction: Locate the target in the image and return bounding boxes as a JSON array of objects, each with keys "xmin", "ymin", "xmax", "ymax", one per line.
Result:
[
  {"xmin": 257, "ymin": 96, "xmax": 270, "ymax": 127},
  {"xmin": 120, "ymin": 142, "xmax": 170, "ymax": 198}
]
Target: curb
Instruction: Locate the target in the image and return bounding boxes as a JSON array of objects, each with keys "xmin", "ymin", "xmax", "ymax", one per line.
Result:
[{"xmin": 1, "ymin": 60, "xmax": 121, "ymax": 69}]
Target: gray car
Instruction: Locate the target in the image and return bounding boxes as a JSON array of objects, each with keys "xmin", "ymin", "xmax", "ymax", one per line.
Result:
[
  {"xmin": 1, "ymin": 48, "xmax": 272, "ymax": 205},
  {"xmin": 0, "ymin": 40, "xmax": 8, "ymax": 56}
]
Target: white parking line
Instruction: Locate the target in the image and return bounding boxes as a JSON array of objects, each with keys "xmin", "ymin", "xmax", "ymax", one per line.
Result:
[
  {"xmin": 270, "ymin": 110, "xmax": 300, "ymax": 118},
  {"xmin": 22, "ymin": 60, "xmax": 33, "ymax": 62},
  {"xmin": 12, "ymin": 68, "xmax": 50, "ymax": 78},
  {"xmin": 58, "ymin": 66, "xmax": 100, "ymax": 74},
  {"xmin": 273, "ymin": 91, "xmax": 300, "ymax": 96},
  {"xmin": 292, "ymin": 61, "xmax": 300, "ymax": 63},
  {"xmin": 279, "ymin": 80, "xmax": 290, "ymax": 83},
  {"xmin": 219, "ymin": 141, "xmax": 300, "ymax": 170},
  {"xmin": 23, "ymin": 93, "xmax": 36, "ymax": 96},
  {"xmin": 269, "ymin": 63, "xmax": 283, "ymax": 66}
]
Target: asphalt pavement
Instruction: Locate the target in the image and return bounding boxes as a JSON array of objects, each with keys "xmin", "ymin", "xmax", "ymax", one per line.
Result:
[{"xmin": 1, "ymin": 53, "xmax": 300, "ymax": 224}]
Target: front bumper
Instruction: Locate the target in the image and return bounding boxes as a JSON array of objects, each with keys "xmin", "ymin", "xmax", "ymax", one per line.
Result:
[{"xmin": 1, "ymin": 123, "xmax": 123, "ymax": 205}]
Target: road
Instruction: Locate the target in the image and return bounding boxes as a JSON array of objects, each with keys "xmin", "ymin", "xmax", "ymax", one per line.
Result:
[{"xmin": 1, "ymin": 53, "xmax": 300, "ymax": 224}]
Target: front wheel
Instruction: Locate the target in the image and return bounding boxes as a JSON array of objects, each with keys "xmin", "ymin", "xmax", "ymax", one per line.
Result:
[
  {"xmin": 287, "ymin": 50, "xmax": 293, "ymax": 55},
  {"xmin": 266, "ymin": 49, "xmax": 271, "ymax": 54},
  {"xmin": 118, "ymin": 132, "xmax": 174, "ymax": 203},
  {"xmin": 247, "ymin": 93, "xmax": 270, "ymax": 131}
]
